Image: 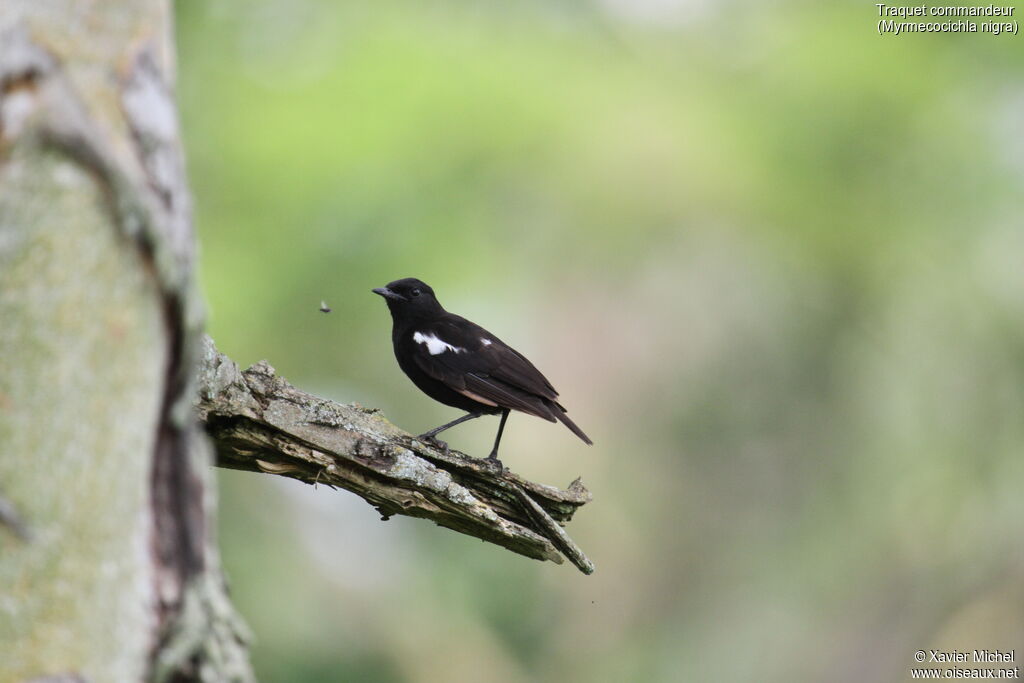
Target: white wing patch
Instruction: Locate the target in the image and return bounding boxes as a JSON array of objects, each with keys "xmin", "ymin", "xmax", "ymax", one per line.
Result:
[
  {"xmin": 481, "ymin": 339, "xmax": 493, "ymax": 346},
  {"xmin": 413, "ymin": 331, "xmax": 465, "ymax": 356}
]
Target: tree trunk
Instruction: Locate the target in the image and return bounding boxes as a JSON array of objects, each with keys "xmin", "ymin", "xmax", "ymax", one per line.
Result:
[{"xmin": 0, "ymin": 3, "xmax": 252, "ymax": 681}]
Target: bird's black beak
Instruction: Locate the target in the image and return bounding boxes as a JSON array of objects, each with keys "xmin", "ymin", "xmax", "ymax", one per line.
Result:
[{"xmin": 372, "ymin": 286, "xmax": 406, "ymax": 302}]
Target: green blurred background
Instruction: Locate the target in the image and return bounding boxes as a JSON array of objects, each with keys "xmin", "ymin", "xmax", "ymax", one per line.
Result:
[{"xmin": 174, "ymin": 1, "xmax": 1024, "ymax": 681}]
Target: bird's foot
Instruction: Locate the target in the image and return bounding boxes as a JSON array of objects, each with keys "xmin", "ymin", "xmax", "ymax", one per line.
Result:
[
  {"xmin": 484, "ymin": 452, "xmax": 504, "ymax": 472},
  {"xmin": 417, "ymin": 433, "xmax": 449, "ymax": 455}
]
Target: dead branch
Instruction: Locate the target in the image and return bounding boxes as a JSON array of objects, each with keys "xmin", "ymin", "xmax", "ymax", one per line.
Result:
[{"xmin": 195, "ymin": 337, "xmax": 594, "ymax": 574}]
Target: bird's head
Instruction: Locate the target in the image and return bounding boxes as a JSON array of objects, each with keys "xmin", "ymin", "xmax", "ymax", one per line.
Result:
[{"xmin": 372, "ymin": 278, "xmax": 443, "ymax": 318}]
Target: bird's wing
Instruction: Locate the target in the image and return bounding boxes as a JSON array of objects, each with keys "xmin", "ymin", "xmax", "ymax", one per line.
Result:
[
  {"xmin": 409, "ymin": 316, "xmax": 560, "ymax": 420},
  {"xmin": 448, "ymin": 316, "xmax": 558, "ymax": 398}
]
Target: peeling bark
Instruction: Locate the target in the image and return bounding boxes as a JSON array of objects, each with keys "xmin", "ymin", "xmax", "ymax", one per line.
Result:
[{"xmin": 198, "ymin": 338, "xmax": 595, "ymax": 574}]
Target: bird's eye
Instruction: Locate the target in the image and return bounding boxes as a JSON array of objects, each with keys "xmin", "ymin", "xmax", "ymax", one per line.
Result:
[{"xmin": 411, "ymin": 288, "xmax": 421, "ymax": 297}]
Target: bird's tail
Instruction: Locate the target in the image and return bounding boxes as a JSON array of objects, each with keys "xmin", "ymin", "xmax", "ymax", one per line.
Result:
[{"xmin": 552, "ymin": 403, "xmax": 593, "ymax": 445}]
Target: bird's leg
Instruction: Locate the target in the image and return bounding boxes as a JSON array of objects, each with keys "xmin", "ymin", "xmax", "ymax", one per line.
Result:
[
  {"xmin": 418, "ymin": 411, "xmax": 483, "ymax": 452},
  {"xmin": 486, "ymin": 409, "xmax": 510, "ymax": 466}
]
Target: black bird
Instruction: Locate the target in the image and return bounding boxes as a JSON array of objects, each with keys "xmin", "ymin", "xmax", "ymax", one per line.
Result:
[{"xmin": 373, "ymin": 277, "xmax": 592, "ymax": 463}]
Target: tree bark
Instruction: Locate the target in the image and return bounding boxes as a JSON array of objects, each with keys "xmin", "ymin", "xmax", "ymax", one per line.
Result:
[{"xmin": 0, "ymin": 3, "xmax": 252, "ymax": 682}]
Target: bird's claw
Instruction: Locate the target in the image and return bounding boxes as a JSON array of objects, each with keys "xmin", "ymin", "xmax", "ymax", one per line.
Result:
[
  {"xmin": 418, "ymin": 434, "xmax": 449, "ymax": 455},
  {"xmin": 484, "ymin": 453, "xmax": 504, "ymax": 472}
]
